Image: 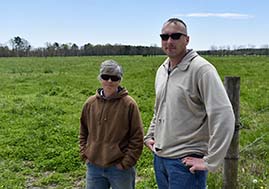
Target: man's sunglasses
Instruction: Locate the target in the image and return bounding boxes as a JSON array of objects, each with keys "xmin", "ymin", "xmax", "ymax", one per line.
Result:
[
  {"xmin": 100, "ymin": 74, "xmax": 121, "ymax": 82},
  {"xmin": 160, "ymin": 33, "xmax": 186, "ymax": 41}
]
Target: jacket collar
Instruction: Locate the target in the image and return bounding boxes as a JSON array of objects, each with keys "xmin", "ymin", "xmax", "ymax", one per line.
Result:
[
  {"xmin": 163, "ymin": 49, "xmax": 198, "ymax": 72},
  {"xmin": 96, "ymin": 86, "xmax": 128, "ymax": 100}
]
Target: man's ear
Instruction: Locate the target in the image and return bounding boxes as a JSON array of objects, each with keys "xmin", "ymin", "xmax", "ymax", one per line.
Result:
[{"xmin": 185, "ymin": 36, "xmax": 190, "ymax": 46}]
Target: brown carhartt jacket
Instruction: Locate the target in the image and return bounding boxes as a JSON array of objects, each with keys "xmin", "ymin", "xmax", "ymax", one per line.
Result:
[{"xmin": 80, "ymin": 87, "xmax": 144, "ymax": 169}]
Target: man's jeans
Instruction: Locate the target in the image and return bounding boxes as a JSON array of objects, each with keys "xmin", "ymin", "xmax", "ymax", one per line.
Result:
[
  {"xmin": 154, "ymin": 154, "xmax": 208, "ymax": 189},
  {"xmin": 86, "ymin": 162, "xmax": 135, "ymax": 189}
]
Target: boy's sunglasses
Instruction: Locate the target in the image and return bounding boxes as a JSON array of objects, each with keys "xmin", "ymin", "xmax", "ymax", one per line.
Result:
[
  {"xmin": 101, "ymin": 74, "xmax": 121, "ymax": 82},
  {"xmin": 160, "ymin": 33, "xmax": 186, "ymax": 41}
]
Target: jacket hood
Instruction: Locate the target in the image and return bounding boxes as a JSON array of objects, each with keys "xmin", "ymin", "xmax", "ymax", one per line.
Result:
[{"xmin": 96, "ymin": 86, "xmax": 128, "ymax": 100}]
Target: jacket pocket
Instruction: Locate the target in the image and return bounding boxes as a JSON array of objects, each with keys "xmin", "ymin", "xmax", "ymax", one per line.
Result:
[{"xmin": 84, "ymin": 142, "xmax": 124, "ymax": 166}]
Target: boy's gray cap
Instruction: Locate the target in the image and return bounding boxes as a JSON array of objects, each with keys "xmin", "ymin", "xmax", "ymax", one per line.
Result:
[{"xmin": 99, "ymin": 60, "xmax": 123, "ymax": 78}]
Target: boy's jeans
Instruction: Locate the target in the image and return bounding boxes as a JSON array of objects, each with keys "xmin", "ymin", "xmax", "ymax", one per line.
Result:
[
  {"xmin": 154, "ymin": 154, "xmax": 208, "ymax": 189},
  {"xmin": 86, "ymin": 162, "xmax": 135, "ymax": 189}
]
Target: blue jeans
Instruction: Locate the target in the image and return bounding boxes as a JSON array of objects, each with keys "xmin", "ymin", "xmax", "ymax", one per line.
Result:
[
  {"xmin": 154, "ymin": 154, "xmax": 208, "ymax": 189},
  {"xmin": 86, "ymin": 162, "xmax": 135, "ymax": 189}
]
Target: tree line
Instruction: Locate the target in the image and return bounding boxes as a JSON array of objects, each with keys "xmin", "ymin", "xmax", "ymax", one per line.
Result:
[
  {"xmin": 1, "ymin": 36, "xmax": 269, "ymax": 57},
  {"xmin": 0, "ymin": 36, "xmax": 164, "ymax": 57}
]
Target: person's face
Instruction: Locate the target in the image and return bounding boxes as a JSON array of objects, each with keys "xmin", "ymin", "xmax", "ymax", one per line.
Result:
[
  {"xmin": 161, "ymin": 22, "xmax": 189, "ymax": 58},
  {"xmin": 100, "ymin": 74, "xmax": 121, "ymax": 97}
]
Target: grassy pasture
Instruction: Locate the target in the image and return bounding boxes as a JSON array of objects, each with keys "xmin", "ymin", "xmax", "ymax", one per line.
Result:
[{"xmin": 0, "ymin": 55, "xmax": 268, "ymax": 188}]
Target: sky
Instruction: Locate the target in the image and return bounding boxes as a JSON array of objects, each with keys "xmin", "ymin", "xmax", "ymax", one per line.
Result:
[{"xmin": 1, "ymin": 0, "xmax": 268, "ymax": 50}]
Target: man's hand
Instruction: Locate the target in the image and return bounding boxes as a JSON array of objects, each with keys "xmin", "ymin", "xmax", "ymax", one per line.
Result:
[
  {"xmin": 182, "ymin": 157, "xmax": 207, "ymax": 174},
  {"xmin": 145, "ymin": 139, "xmax": 155, "ymax": 151}
]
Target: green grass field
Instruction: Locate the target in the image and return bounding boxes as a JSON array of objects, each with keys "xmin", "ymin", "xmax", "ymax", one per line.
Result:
[{"xmin": 0, "ymin": 55, "xmax": 268, "ymax": 188}]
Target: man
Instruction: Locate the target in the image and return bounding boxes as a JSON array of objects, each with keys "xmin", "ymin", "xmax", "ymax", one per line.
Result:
[
  {"xmin": 80, "ymin": 60, "xmax": 144, "ymax": 189},
  {"xmin": 144, "ymin": 18, "xmax": 235, "ymax": 189}
]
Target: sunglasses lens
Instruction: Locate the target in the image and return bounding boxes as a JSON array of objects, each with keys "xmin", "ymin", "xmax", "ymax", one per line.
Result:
[
  {"xmin": 101, "ymin": 75, "xmax": 120, "ymax": 81},
  {"xmin": 160, "ymin": 33, "xmax": 183, "ymax": 41},
  {"xmin": 160, "ymin": 34, "xmax": 169, "ymax": 41},
  {"xmin": 110, "ymin": 76, "xmax": 120, "ymax": 81},
  {"xmin": 171, "ymin": 33, "xmax": 182, "ymax": 40},
  {"xmin": 101, "ymin": 75, "xmax": 109, "ymax": 80}
]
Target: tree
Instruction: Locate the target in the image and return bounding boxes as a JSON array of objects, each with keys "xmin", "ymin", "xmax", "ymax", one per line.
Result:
[
  {"xmin": 0, "ymin": 45, "xmax": 10, "ymax": 57},
  {"xmin": 9, "ymin": 36, "xmax": 31, "ymax": 56},
  {"xmin": 71, "ymin": 43, "xmax": 79, "ymax": 56},
  {"xmin": 83, "ymin": 43, "xmax": 94, "ymax": 55}
]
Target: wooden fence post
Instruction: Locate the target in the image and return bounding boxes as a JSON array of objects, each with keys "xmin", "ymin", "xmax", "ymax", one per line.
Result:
[{"xmin": 223, "ymin": 76, "xmax": 240, "ymax": 189}]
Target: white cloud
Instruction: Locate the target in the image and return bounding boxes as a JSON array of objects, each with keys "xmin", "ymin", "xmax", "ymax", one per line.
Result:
[{"xmin": 176, "ymin": 13, "xmax": 253, "ymax": 19}]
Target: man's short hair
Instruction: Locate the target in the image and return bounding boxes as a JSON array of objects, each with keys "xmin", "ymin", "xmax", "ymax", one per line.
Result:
[{"xmin": 165, "ymin": 18, "xmax": 187, "ymax": 28}]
